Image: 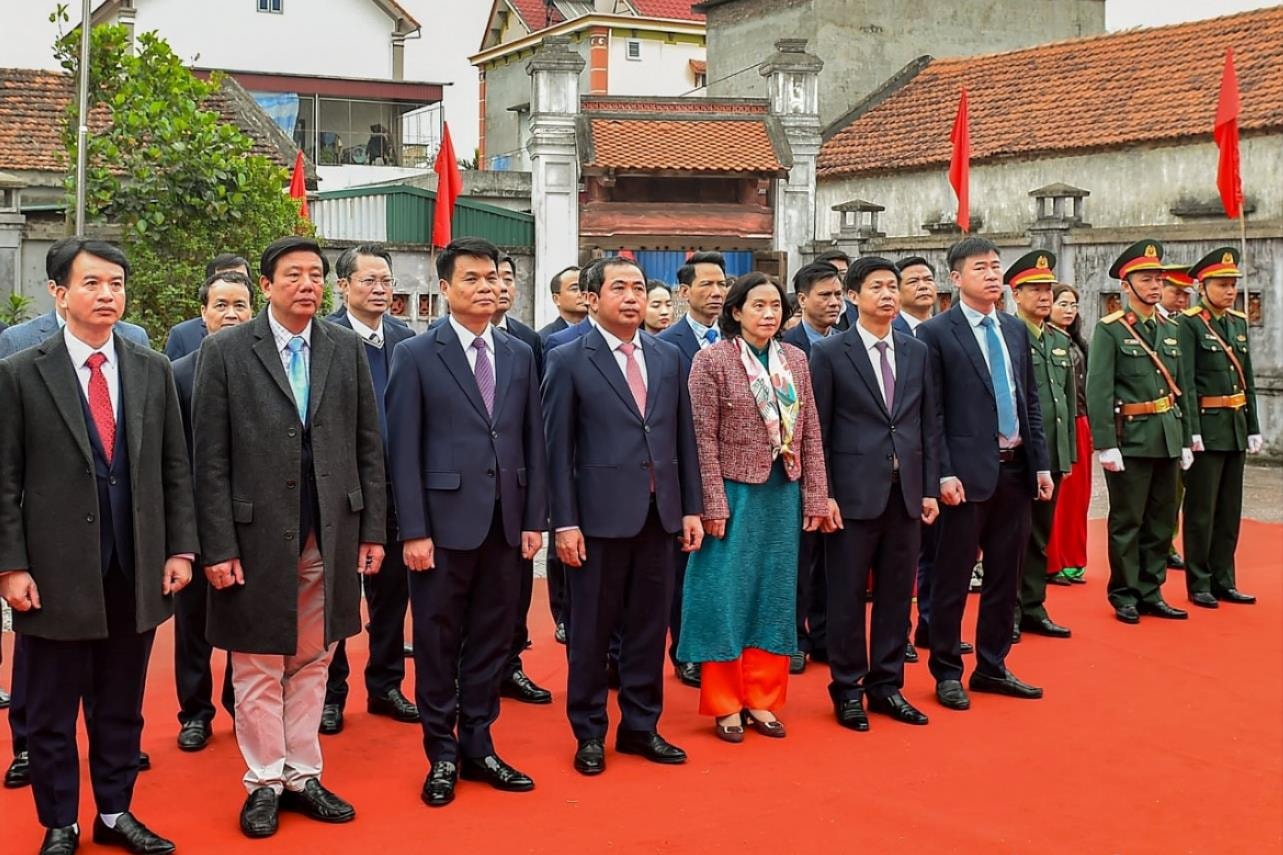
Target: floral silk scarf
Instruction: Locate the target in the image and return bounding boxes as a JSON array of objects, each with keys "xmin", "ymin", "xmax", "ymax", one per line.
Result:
[{"xmin": 736, "ymin": 336, "xmax": 800, "ymax": 467}]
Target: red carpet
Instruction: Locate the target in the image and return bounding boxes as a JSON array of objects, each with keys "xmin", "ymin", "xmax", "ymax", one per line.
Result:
[{"xmin": 2, "ymin": 519, "xmax": 1280, "ymax": 854}]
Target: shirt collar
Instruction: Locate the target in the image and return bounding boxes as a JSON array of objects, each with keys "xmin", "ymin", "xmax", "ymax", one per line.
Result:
[
  {"xmin": 267, "ymin": 307, "xmax": 312, "ymax": 350},
  {"xmin": 54, "ymin": 310, "xmax": 67, "ymax": 329},
  {"xmin": 855, "ymin": 319, "xmax": 893, "ymax": 352},
  {"xmin": 685, "ymin": 314, "xmax": 718, "ymax": 340},
  {"xmin": 597, "ymin": 323, "xmax": 641, "ymax": 353},
  {"xmin": 448, "ymin": 314, "xmax": 495, "ymax": 352},
  {"xmin": 493, "ymin": 314, "xmax": 509, "ymax": 331},
  {"xmin": 63, "ymin": 325, "xmax": 117, "ymax": 368},
  {"xmin": 960, "ymin": 299, "xmax": 998, "ymax": 327},
  {"xmin": 346, "ymin": 311, "xmax": 384, "ymax": 342},
  {"xmin": 801, "ymin": 319, "xmax": 833, "ymax": 342},
  {"xmin": 899, "ymin": 311, "xmax": 924, "ymax": 331}
]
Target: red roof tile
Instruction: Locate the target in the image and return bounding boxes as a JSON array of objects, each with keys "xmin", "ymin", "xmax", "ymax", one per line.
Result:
[
  {"xmin": 582, "ymin": 96, "xmax": 765, "ymax": 115},
  {"xmin": 818, "ymin": 6, "xmax": 1283, "ymax": 180},
  {"xmin": 586, "ymin": 117, "xmax": 782, "ymax": 173},
  {"xmin": 630, "ymin": 1, "xmax": 703, "ymax": 21},
  {"xmin": 506, "ymin": 0, "xmax": 565, "ymax": 33}
]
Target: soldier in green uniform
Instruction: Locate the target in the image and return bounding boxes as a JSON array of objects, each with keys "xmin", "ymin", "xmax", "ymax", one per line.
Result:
[
  {"xmin": 1006, "ymin": 251, "xmax": 1075, "ymax": 640},
  {"xmin": 1176, "ymin": 247, "xmax": 1261, "ymax": 608},
  {"xmin": 1086, "ymin": 239, "xmax": 1194, "ymax": 624}
]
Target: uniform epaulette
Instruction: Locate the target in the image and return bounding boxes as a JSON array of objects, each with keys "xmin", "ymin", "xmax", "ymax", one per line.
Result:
[
  {"xmin": 1182, "ymin": 306, "xmax": 1204, "ymax": 317},
  {"xmin": 1101, "ymin": 310, "xmax": 1125, "ymax": 324},
  {"xmin": 1227, "ymin": 308, "xmax": 1248, "ymax": 319}
]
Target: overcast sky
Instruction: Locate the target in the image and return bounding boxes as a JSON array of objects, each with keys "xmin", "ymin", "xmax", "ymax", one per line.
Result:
[{"xmin": 0, "ymin": 0, "xmax": 1276, "ymax": 158}]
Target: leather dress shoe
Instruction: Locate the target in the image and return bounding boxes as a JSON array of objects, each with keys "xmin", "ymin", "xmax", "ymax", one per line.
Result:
[
  {"xmin": 1115, "ymin": 604, "xmax": 1141, "ymax": 624},
  {"xmin": 936, "ymin": 680, "xmax": 971, "ymax": 710},
  {"xmin": 138, "ymin": 752, "xmax": 150, "ymax": 771},
  {"xmin": 279, "ymin": 778, "xmax": 355, "ymax": 823},
  {"xmin": 239, "ymin": 787, "xmax": 279, "ymax": 838},
  {"xmin": 743, "ymin": 710, "xmax": 786, "ymax": 738},
  {"xmin": 714, "ymin": 715, "xmax": 744, "ymax": 743},
  {"xmin": 868, "ymin": 692, "xmax": 929, "ymax": 725},
  {"xmin": 834, "ymin": 698, "xmax": 869, "ymax": 731},
  {"xmin": 1011, "ymin": 626, "xmax": 1021, "ymax": 644},
  {"xmin": 554, "ymin": 622, "xmax": 567, "ymax": 644},
  {"xmin": 1167, "ymin": 552, "xmax": 1186, "ymax": 570},
  {"xmin": 1214, "ymin": 588, "xmax": 1256, "ymax": 605},
  {"xmin": 92, "ymin": 812, "xmax": 175, "ymax": 854},
  {"xmin": 1048, "ymin": 573, "xmax": 1072, "ymax": 586},
  {"xmin": 1020, "ymin": 616, "xmax": 1072, "ymax": 638},
  {"xmin": 616, "ymin": 730, "xmax": 687, "ymax": 764},
  {"xmin": 675, "ymin": 662, "xmax": 701, "ymax": 688},
  {"xmin": 574, "ymin": 739, "xmax": 605, "ymax": 776},
  {"xmin": 960, "ymin": 641, "xmax": 974, "ymax": 654},
  {"xmin": 402, "ymin": 643, "xmax": 414, "ymax": 657},
  {"xmin": 1189, "ymin": 591, "xmax": 1219, "ymax": 609},
  {"xmin": 177, "ymin": 720, "xmax": 211, "ymax": 752},
  {"xmin": 0, "ymin": 687, "xmax": 9, "ymax": 709},
  {"xmin": 5, "ymin": 750, "xmax": 31, "ymax": 788},
  {"xmin": 39, "ymin": 826, "xmax": 79, "ymax": 855},
  {"xmin": 368, "ymin": 688, "xmax": 420, "ymax": 722},
  {"xmin": 903, "ymin": 642, "xmax": 918, "ymax": 663},
  {"xmin": 969, "ymin": 669, "xmax": 1043, "ymax": 699},
  {"xmin": 500, "ymin": 670, "xmax": 553, "ymax": 705},
  {"xmin": 1138, "ymin": 600, "xmax": 1188, "ymax": 620},
  {"xmin": 460, "ymin": 754, "xmax": 535, "ymax": 792},
  {"xmin": 788, "ymin": 652, "xmax": 806, "ymax": 674},
  {"xmin": 319, "ymin": 703, "xmax": 343, "ymax": 735},
  {"xmin": 421, "ymin": 761, "xmax": 458, "ymax": 806}
]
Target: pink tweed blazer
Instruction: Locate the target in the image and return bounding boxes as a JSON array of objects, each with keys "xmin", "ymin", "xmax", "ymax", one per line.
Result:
[{"xmin": 687, "ymin": 339, "xmax": 829, "ymax": 520}]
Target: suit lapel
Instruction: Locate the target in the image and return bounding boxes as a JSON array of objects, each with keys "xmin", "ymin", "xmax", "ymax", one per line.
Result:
[
  {"xmin": 586, "ymin": 330, "xmax": 643, "ymax": 421},
  {"xmin": 250, "ymin": 312, "xmax": 299, "ymax": 413},
  {"xmin": 950, "ymin": 306, "xmax": 995, "ymax": 399},
  {"xmin": 33, "ymin": 335, "xmax": 94, "ymax": 467},
  {"xmin": 116, "ymin": 337, "xmax": 149, "ymax": 477},
  {"xmin": 642, "ymin": 334, "xmax": 662, "ymax": 420},
  {"xmin": 307, "ymin": 320, "xmax": 335, "ymax": 423},
  {"xmin": 491, "ymin": 329, "xmax": 514, "ymax": 422},
  {"xmin": 845, "ymin": 334, "xmax": 889, "ymax": 418},
  {"xmin": 435, "ymin": 321, "xmax": 490, "ymax": 421},
  {"xmin": 889, "ymin": 331, "xmax": 915, "ymax": 420}
]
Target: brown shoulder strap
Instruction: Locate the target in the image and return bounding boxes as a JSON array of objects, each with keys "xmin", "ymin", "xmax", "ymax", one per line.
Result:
[
  {"xmin": 1116, "ymin": 315, "xmax": 1182, "ymax": 399},
  {"xmin": 1198, "ymin": 310, "xmax": 1247, "ymax": 391}
]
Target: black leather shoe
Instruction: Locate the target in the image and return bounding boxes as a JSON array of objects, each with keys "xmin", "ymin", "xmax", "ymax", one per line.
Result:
[
  {"xmin": 500, "ymin": 670, "xmax": 553, "ymax": 705},
  {"xmin": 1138, "ymin": 600, "xmax": 1188, "ymax": 620},
  {"xmin": 0, "ymin": 688, "xmax": 9, "ymax": 709},
  {"xmin": 368, "ymin": 689, "xmax": 419, "ymax": 722},
  {"xmin": 39, "ymin": 826, "xmax": 79, "ymax": 855},
  {"xmin": 92, "ymin": 812, "xmax": 175, "ymax": 853},
  {"xmin": 960, "ymin": 641, "xmax": 974, "ymax": 654},
  {"xmin": 554, "ymin": 622, "xmax": 567, "ymax": 644},
  {"xmin": 936, "ymin": 680, "xmax": 971, "ymax": 710},
  {"xmin": 675, "ymin": 662, "xmax": 701, "ymax": 688},
  {"xmin": 1011, "ymin": 626, "xmax": 1021, "ymax": 644},
  {"xmin": 1167, "ymin": 552, "xmax": 1186, "ymax": 570},
  {"xmin": 1115, "ymin": 604, "xmax": 1141, "ymax": 624},
  {"xmin": 279, "ymin": 778, "xmax": 355, "ymax": 823},
  {"xmin": 421, "ymin": 761, "xmax": 458, "ymax": 806},
  {"xmin": 616, "ymin": 730, "xmax": 687, "ymax": 764},
  {"xmin": 319, "ymin": 703, "xmax": 343, "ymax": 735},
  {"xmin": 1019, "ymin": 616, "xmax": 1072, "ymax": 638},
  {"xmin": 788, "ymin": 652, "xmax": 806, "ymax": 674},
  {"xmin": 461, "ymin": 754, "xmax": 535, "ymax": 792},
  {"xmin": 903, "ymin": 642, "xmax": 918, "ymax": 663},
  {"xmin": 177, "ymin": 720, "xmax": 211, "ymax": 752},
  {"xmin": 970, "ymin": 669, "xmax": 1043, "ymax": 699},
  {"xmin": 868, "ymin": 692, "xmax": 929, "ymax": 725},
  {"xmin": 402, "ymin": 643, "xmax": 414, "ymax": 657},
  {"xmin": 1189, "ymin": 592, "xmax": 1219, "ymax": 609},
  {"xmin": 5, "ymin": 750, "xmax": 31, "ymax": 788},
  {"xmin": 1214, "ymin": 588, "xmax": 1256, "ymax": 605},
  {"xmin": 137, "ymin": 752, "xmax": 150, "ymax": 771},
  {"xmin": 239, "ymin": 787, "xmax": 279, "ymax": 838},
  {"xmin": 573, "ymin": 739, "xmax": 605, "ymax": 776},
  {"xmin": 834, "ymin": 698, "xmax": 869, "ymax": 732}
]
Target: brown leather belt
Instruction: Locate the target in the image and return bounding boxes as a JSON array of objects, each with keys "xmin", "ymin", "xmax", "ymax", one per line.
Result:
[
  {"xmin": 1120, "ymin": 395, "xmax": 1175, "ymax": 417},
  {"xmin": 1199, "ymin": 393, "xmax": 1247, "ymax": 410}
]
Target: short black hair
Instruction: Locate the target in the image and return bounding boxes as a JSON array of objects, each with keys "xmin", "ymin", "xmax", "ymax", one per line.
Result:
[
  {"xmin": 816, "ymin": 249, "xmax": 851, "ymax": 267},
  {"xmin": 436, "ymin": 237, "xmax": 500, "ymax": 283},
  {"xmin": 792, "ymin": 262, "xmax": 841, "ymax": 295},
  {"xmin": 720, "ymin": 272, "xmax": 791, "ymax": 340},
  {"xmin": 646, "ymin": 279, "xmax": 672, "ymax": 296},
  {"xmin": 46, "ymin": 237, "xmax": 131, "ymax": 287},
  {"xmin": 585, "ymin": 256, "xmax": 645, "ymax": 295},
  {"xmin": 260, "ymin": 236, "xmax": 329, "ymax": 281},
  {"xmin": 205, "ymin": 253, "xmax": 251, "ymax": 279},
  {"xmin": 946, "ymin": 237, "xmax": 1000, "ymax": 273},
  {"xmin": 498, "ymin": 255, "xmax": 517, "ymax": 275},
  {"xmin": 896, "ymin": 255, "xmax": 932, "ymax": 274},
  {"xmin": 550, "ymin": 265, "xmax": 580, "ymax": 294},
  {"xmin": 677, "ymin": 251, "xmax": 726, "ymax": 286},
  {"xmin": 334, "ymin": 244, "xmax": 393, "ymax": 281},
  {"xmin": 845, "ymin": 256, "xmax": 900, "ymax": 293},
  {"xmin": 199, "ymin": 270, "xmax": 254, "ymax": 308}
]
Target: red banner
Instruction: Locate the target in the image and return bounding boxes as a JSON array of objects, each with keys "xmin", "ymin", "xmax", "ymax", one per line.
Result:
[
  {"xmin": 949, "ymin": 89, "xmax": 970, "ymax": 233},
  {"xmin": 433, "ymin": 123, "xmax": 464, "ymax": 248},
  {"xmin": 1214, "ymin": 48, "xmax": 1242, "ymax": 220}
]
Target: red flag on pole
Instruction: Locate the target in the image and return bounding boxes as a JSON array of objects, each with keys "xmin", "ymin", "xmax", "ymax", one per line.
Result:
[
  {"xmin": 1214, "ymin": 48, "xmax": 1243, "ymax": 220},
  {"xmin": 288, "ymin": 149, "xmax": 309, "ymax": 221},
  {"xmin": 949, "ymin": 88, "xmax": 970, "ymax": 233},
  {"xmin": 433, "ymin": 123, "xmax": 463, "ymax": 248}
]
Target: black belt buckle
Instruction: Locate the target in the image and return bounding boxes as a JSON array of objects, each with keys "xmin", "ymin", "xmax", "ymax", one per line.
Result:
[{"xmin": 998, "ymin": 447, "xmax": 1018, "ymax": 464}]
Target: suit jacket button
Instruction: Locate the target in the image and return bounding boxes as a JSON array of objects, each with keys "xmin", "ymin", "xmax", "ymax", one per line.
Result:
[
  {"xmin": 84, "ymin": 467, "xmax": 91, "ymax": 476},
  {"xmin": 644, "ymin": 425, "xmax": 651, "ymax": 433},
  {"xmin": 86, "ymin": 513, "xmax": 95, "ymax": 523},
  {"xmin": 109, "ymin": 476, "xmax": 117, "ymax": 486},
  {"xmin": 288, "ymin": 428, "xmax": 297, "ymax": 438},
  {"xmin": 287, "ymin": 479, "xmax": 297, "ymax": 488},
  {"xmin": 285, "ymin": 531, "xmax": 294, "ymax": 540},
  {"xmin": 485, "ymin": 469, "xmax": 495, "ymax": 477},
  {"xmin": 889, "ymin": 425, "xmax": 896, "ymax": 431},
  {"xmin": 491, "ymin": 431, "xmax": 498, "ymax": 439}
]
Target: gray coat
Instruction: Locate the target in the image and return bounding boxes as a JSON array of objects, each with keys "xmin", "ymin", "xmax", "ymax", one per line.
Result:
[
  {"xmin": 193, "ymin": 310, "xmax": 387, "ymax": 654},
  {"xmin": 0, "ymin": 333, "xmax": 199, "ymax": 640}
]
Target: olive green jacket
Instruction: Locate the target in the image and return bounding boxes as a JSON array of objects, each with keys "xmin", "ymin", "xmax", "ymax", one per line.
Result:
[
  {"xmin": 1175, "ymin": 305, "xmax": 1259, "ymax": 452},
  {"xmin": 1023, "ymin": 316, "xmax": 1077, "ymax": 472}
]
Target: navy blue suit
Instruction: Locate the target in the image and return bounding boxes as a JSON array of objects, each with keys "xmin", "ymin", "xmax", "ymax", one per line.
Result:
[
  {"xmin": 387, "ymin": 319, "xmax": 548, "ymax": 763},
  {"xmin": 891, "ymin": 313, "xmax": 913, "ymax": 336},
  {"xmin": 542, "ymin": 328, "xmax": 702, "ymax": 740},
  {"xmin": 835, "ymin": 300, "xmax": 859, "ymax": 331},
  {"xmin": 544, "ymin": 316, "xmax": 593, "ymax": 352},
  {"xmin": 163, "ymin": 316, "xmax": 206, "ymax": 361},
  {"xmin": 537, "ymin": 315, "xmax": 570, "ymax": 342},
  {"xmin": 916, "ymin": 304, "xmax": 1050, "ymax": 683}
]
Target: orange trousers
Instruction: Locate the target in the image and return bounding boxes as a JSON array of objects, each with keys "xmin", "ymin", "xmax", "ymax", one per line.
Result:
[{"xmin": 698, "ymin": 648, "xmax": 789, "ymax": 717}]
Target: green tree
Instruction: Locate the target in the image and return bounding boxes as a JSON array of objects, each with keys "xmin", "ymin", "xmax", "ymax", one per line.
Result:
[{"xmin": 54, "ymin": 16, "xmax": 314, "ymax": 342}]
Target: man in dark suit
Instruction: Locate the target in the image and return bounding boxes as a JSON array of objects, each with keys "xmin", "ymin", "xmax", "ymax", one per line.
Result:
[
  {"xmin": 815, "ymin": 250, "xmax": 856, "ymax": 331},
  {"xmin": 171, "ymin": 269, "xmax": 254, "ymax": 753},
  {"xmin": 387, "ymin": 238, "xmax": 548, "ymax": 807},
  {"xmin": 811, "ymin": 257, "xmax": 940, "ymax": 733},
  {"xmin": 163, "ymin": 253, "xmax": 251, "ymax": 361},
  {"xmin": 320, "ymin": 244, "xmax": 418, "ymax": 736},
  {"xmin": 194, "ymin": 237, "xmax": 387, "ymax": 840},
  {"xmin": 0, "ymin": 237, "xmax": 199, "ymax": 855},
  {"xmin": 543, "ymin": 256, "xmax": 704, "ymax": 776},
  {"xmin": 543, "ymin": 263, "xmax": 601, "ymax": 352},
  {"xmin": 537, "ymin": 265, "xmax": 584, "ymax": 341},
  {"xmin": 916, "ymin": 237, "xmax": 1054, "ymax": 712}
]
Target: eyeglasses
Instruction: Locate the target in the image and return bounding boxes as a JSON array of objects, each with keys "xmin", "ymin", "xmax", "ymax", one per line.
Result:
[{"xmin": 351, "ymin": 277, "xmax": 397, "ymax": 289}]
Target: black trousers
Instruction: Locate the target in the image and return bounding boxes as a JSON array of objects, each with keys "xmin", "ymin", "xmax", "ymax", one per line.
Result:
[
  {"xmin": 24, "ymin": 567, "xmax": 155, "ymax": 829},
  {"xmin": 326, "ymin": 531, "xmax": 409, "ymax": 706},
  {"xmin": 667, "ymin": 548, "xmax": 689, "ymax": 665},
  {"xmin": 173, "ymin": 569, "xmax": 235, "ymax": 724},
  {"xmin": 9, "ymin": 633, "xmax": 29, "ymax": 754},
  {"xmin": 409, "ymin": 508, "xmax": 519, "ymax": 764},
  {"xmin": 826, "ymin": 482, "xmax": 919, "ymax": 702},
  {"xmin": 796, "ymin": 529, "xmax": 829, "ymax": 656},
  {"xmin": 915, "ymin": 516, "xmax": 940, "ymax": 633},
  {"xmin": 566, "ymin": 506, "xmax": 674, "ymax": 741},
  {"xmin": 504, "ymin": 556, "xmax": 536, "ymax": 676},
  {"xmin": 928, "ymin": 458, "xmax": 1032, "ymax": 683},
  {"xmin": 546, "ymin": 537, "xmax": 566, "ymax": 627}
]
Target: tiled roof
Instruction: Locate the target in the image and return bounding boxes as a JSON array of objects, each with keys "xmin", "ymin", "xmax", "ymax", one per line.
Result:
[
  {"xmin": 818, "ymin": 6, "xmax": 1283, "ymax": 179},
  {"xmin": 506, "ymin": 0, "xmax": 565, "ymax": 33},
  {"xmin": 582, "ymin": 96, "xmax": 765, "ymax": 115},
  {"xmin": 630, "ymin": 1, "xmax": 703, "ymax": 21},
  {"xmin": 585, "ymin": 117, "xmax": 783, "ymax": 173}
]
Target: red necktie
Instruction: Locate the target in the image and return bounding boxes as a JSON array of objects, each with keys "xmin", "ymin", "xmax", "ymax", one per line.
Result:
[{"xmin": 86, "ymin": 352, "xmax": 116, "ymax": 463}]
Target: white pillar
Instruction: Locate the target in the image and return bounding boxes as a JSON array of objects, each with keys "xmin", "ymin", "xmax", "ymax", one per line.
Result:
[
  {"xmin": 762, "ymin": 39, "xmax": 823, "ymax": 281},
  {"xmin": 526, "ymin": 36, "xmax": 585, "ymax": 329}
]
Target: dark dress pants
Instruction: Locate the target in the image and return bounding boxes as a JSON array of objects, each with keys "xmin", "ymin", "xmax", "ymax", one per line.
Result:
[
  {"xmin": 9, "ymin": 633, "xmax": 29, "ymax": 754},
  {"xmin": 827, "ymin": 481, "xmax": 919, "ymax": 702},
  {"xmin": 566, "ymin": 505, "xmax": 674, "ymax": 741},
  {"xmin": 505, "ymin": 556, "xmax": 536, "ymax": 676},
  {"xmin": 667, "ymin": 548, "xmax": 689, "ymax": 665},
  {"xmin": 326, "ymin": 529, "xmax": 409, "ymax": 706},
  {"xmin": 24, "ymin": 566, "xmax": 155, "ymax": 829},
  {"xmin": 546, "ymin": 537, "xmax": 566, "ymax": 626},
  {"xmin": 410, "ymin": 508, "xmax": 520, "ymax": 764},
  {"xmin": 928, "ymin": 456, "xmax": 1032, "ymax": 683},
  {"xmin": 797, "ymin": 530, "xmax": 829, "ymax": 656},
  {"xmin": 915, "ymin": 516, "xmax": 940, "ymax": 635},
  {"xmin": 173, "ymin": 569, "xmax": 234, "ymax": 724}
]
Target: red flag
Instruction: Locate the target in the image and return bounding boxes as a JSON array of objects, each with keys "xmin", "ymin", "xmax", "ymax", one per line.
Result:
[
  {"xmin": 433, "ymin": 123, "xmax": 463, "ymax": 248},
  {"xmin": 949, "ymin": 88, "xmax": 970, "ymax": 232},
  {"xmin": 1214, "ymin": 48, "xmax": 1243, "ymax": 220},
  {"xmin": 288, "ymin": 149, "xmax": 309, "ymax": 221}
]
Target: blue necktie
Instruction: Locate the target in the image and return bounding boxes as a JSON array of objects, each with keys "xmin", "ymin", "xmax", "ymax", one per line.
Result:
[
  {"xmin": 286, "ymin": 336, "xmax": 308, "ymax": 423},
  {"xmin": 703, "ymin": 327, "xmax": 719, "ymax": 346},
  {"xmin": 980, "ymin": 316, "xmax": 1017, "ymax": 439}
]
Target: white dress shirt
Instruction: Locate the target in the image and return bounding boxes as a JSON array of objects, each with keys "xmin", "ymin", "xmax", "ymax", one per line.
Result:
[
  {"xmin": 597, "ymin": 324, "xmax": 648, "ymax": 388},
  {"xmin": 899, "ymin": 311, "xmax": 925, "ymax": 333},
  {"xmin": 958, "ymin": 300, "xmax": 1021, "ymax": 446},
  {"xmin": 854, "ymin": 320, "xmax": 896, "ymax": 406},
  {"xmin": 449, "ymin": 314, "xmax": 496, "ymax": 387},
  {"xmin": 685, "ymin": 314, "xmax": 720, "ymax": 349},
  {"xmin": 64, "ymin": 326, "xmax": 119, "ymax": 416},
  {"xmin": 346, "ymin": 311, "xmax": 385, "ymax": 347},
  {"xmin": 267, "ymin": 308, "xmax": 312, "ymax": 376}
]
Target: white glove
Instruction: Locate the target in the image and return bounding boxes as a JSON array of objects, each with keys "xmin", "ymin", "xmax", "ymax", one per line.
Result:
[
  {"xmin": 1098, "ymin": 448, "xmax": 1125, "ymax": 472},
  {"xmin": 1191, "ymin": 434, "xmax": 1205, "ymax": 453},
  {"xmin": 1248, "ymin": 434, "xmax": 1264, "ymax": 454},
  {"xmin": 1180, "ymin": 448, "xmax": 1194, "ymax": 470}
]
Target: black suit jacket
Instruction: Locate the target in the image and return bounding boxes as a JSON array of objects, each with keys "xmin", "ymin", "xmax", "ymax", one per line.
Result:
[
  {"xmin": 891, "ymin": 314, "xmax": 913, "ymax": 336},
  {"xmin": 657, "ymin": 317, "xmax": 702, "ymax": 369},
  {"xmin": 501, "ymin": 315, "xmax": 544, "ymax": 376},
  {"xmin": 917, "ymin": 304, "xmax": 1050, "ymax": 502},
  {"xmin": 537, "ymin": 315, "xmax": 569, "ymax": 342},
  {"xmin": 172, "ymin": 349, "xmax": 198, "ymax": 459}
]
